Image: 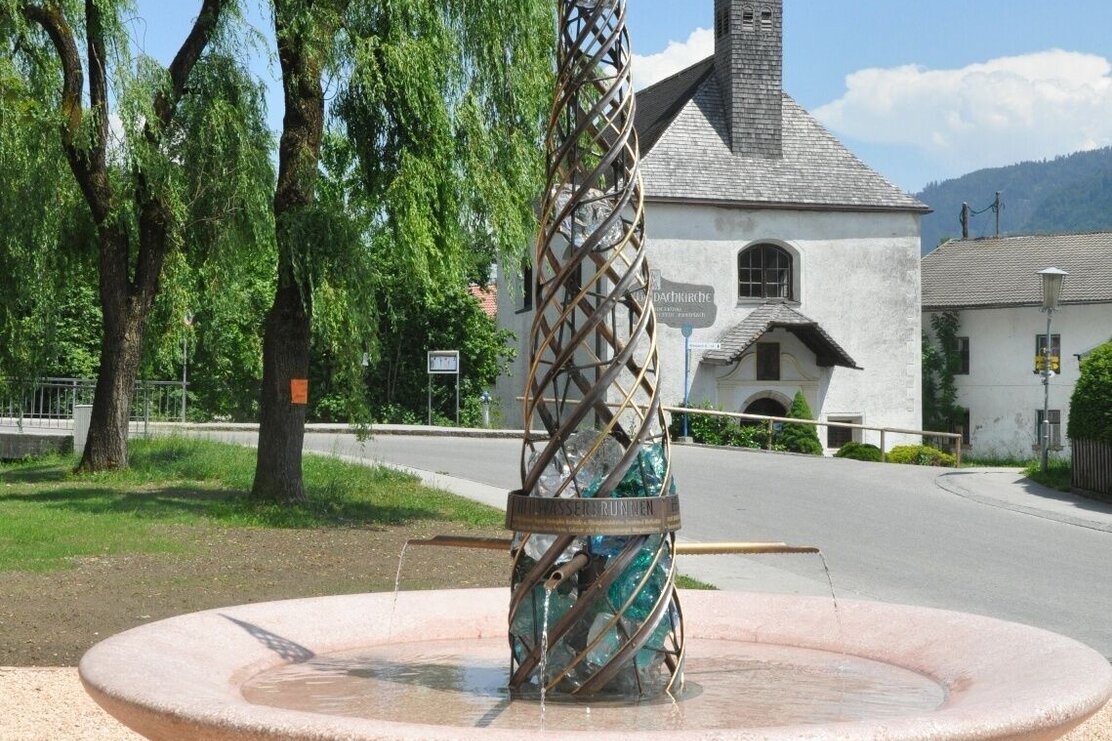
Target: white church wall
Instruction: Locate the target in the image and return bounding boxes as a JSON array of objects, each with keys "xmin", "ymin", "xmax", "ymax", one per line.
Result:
[
  {"xmin": 648, "ymin": 202, "xmax": 923, "ymax": 448},
  {"xmin": 496, "ymin": 202, "xmax": 924, "ymax": 447}
]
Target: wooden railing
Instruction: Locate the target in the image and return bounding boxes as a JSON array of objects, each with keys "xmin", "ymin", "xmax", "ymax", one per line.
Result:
[
  {"xmin": 516, "ymin": 396, "xmax": 963, "ymax": 466},
  {"xmin": 664, "ymin": 405, "xmax": 963, "ymax": 467}
]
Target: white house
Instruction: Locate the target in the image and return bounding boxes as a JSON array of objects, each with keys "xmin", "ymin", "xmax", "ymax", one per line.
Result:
[
  {"xmin": 496, "ymin": 0, "xmax": 928, "ymax": 450},
  {"xmin": 922, "ymin": 232, "xmax": 1112, "ymax": 459}
]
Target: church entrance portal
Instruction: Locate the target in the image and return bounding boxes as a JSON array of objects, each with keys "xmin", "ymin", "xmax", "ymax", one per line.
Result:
[{"xmin": 744, "ymin": 397, "xmax": 787, "ymax": 418}]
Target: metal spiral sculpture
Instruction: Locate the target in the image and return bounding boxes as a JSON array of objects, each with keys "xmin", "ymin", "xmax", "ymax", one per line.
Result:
[{"xmin": 506, "ymin": 0, "xmax": 684, "ymax": 699}]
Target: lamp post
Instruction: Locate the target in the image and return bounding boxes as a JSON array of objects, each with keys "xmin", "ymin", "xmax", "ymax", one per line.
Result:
[
  {"xmin": 1037, "ymin": 268, "xmax": 1067, "ymax": 474},
  {"xmin": 182, "ymin": 311, "xmax": 193, "ymax": 423}
]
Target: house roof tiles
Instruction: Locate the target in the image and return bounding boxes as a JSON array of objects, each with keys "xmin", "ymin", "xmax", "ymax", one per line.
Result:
[
  {"xmin": 921, "ymin": 232, "xmax": 1112, "ymax": 310},
  {"xmin": 468, "ymin": 283, "xmax": 498, "ymax": 318}
]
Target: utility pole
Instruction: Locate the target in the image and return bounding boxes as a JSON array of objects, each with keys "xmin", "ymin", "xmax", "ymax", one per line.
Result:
[
  {"xmin": 960, "ymin": 203, "xmax": 970, "ymax": 239},
  {"xmin": 994, "ymin": 191, "xmax": 1001, "ymax": 237}
]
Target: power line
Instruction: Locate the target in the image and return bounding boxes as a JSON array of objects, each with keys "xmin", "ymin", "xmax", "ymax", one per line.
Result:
[{"xmin": 959, "ymin": 191, "xmax": 1003, "ymax": 238}]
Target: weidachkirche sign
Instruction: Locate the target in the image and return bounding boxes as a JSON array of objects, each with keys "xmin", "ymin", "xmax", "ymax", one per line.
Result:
[{"xmin": 650, "ymin": 270, "xmax": 717, "ymax": 329}]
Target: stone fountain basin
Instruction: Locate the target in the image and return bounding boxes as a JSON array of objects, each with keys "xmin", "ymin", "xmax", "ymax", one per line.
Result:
[{"xmin": 80, "ymin": 588, "xmax": 1112, "ymax": 740}]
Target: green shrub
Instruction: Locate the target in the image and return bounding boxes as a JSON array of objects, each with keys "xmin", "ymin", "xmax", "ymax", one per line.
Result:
[
  {"xmin": 776, "ymin": 391, "xmax": 823, "ymax": 455},
  {"xmin": 669, "ymin": 401, "xmax": 771, "ymax": 449},
  {"xmin": 1067, "ymin": 338, "xmax": 1112, "ymax": 444},
  {"xmin": 835, "ymin": 442, "xmax": 882, "ymax": 462},
  {"xmin": 887, "ymin": 444, "xmax": 955, "ymax": 467}
]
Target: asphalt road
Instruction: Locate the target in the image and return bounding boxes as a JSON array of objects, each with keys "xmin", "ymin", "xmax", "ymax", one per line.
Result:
[{"xmin": 212, "ymin": 430, "xmax": 1112, "ymax": 658}]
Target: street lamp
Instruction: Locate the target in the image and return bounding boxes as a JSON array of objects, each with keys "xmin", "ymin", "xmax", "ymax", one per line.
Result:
[
  {"xmin": 1037, "ymin": 267, "xmax": 1067, "ymax": 474},
  {"xmin": 182, "ymin": 311, "xmax": 194, "ymax": 423}
]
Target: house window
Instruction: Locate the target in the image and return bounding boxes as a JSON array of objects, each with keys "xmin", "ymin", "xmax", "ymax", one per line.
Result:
[
  {"xmin": 756, "ymin": 342, "xmax": 780, "ymax": 381},
  {"xmin": 1036, "ymin": 409, "xmax": 1062, "ymax": 449},
  {"xmin": 955, "ymin": 337, "xmax": 970, "ymax": 375},
  {"xmin": 738, "ymin": 243, "xmax": 793, "ymax": 300},
  {"xmin": 742, "ymin": 7, "xmax": 754, "ymax": 30},
  {"xmin": 521, "ymin": 265, "xmax": 533, "ymax": 311},
  {"xmin": 826, "ymin": 416, "xmax": 861, "ymax": 449},
  {"xmin": 1034, "ymin": 334, "xmax": 1061, "ymax": 374},
  {"xmin": 760, "ymin": 8, "xmax": 773, "ymax": 32}
]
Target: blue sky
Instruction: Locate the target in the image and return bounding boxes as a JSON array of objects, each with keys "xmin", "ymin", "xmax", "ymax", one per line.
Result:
[{"xmin": 132, "ymin": 1, "xmax": 1112, "ymax": 193}]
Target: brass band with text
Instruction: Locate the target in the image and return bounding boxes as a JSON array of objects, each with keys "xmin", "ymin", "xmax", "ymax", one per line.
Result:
[{"xmin": 505, "ymin": 492, "xmax": 681, "ymax": 535}]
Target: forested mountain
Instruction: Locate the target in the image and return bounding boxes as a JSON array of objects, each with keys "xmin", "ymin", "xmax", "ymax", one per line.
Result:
[{"xmin": 916, "ymin": 147, "xmax": 1112, "ymax": 254}]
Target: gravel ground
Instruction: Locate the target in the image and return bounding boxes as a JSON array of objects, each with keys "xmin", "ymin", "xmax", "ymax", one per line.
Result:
[{"xmin": 1, "ymin": 666, "xmax": 1109, "ymax": 740}]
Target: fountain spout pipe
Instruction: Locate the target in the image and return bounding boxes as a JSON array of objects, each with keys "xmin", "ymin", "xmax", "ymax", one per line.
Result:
[
  {"xmin": 543, "ymin": 552, "xmax": 591, "ymax": 592},
  {"xmin": 407, "ymin": 535, "xmax": 820, "ymax": 557}
]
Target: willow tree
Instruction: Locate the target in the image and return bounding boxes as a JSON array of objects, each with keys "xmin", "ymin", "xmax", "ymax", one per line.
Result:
[
  {"xmin": 251, "ymin": 0, "xmax": 553, "ymax": 501},
  {"xmin": 0, "ymin": 1, "xmax": 271, "ymax": 470}
]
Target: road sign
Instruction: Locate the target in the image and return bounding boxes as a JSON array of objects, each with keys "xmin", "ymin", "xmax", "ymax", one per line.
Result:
[{"xmin": 688, "ymin": 342, "xmax": 722, "ymax": 351}]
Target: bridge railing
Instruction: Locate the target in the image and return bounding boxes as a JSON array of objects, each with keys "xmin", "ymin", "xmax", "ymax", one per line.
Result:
[{"xmin": 0, "ymin": 377, "xmax": 188, "ymax": 434}]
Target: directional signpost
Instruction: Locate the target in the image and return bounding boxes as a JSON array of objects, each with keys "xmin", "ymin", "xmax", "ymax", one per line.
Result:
[
  {"xmin": 681, "ymin": 325, "xmax": 693, "ymax": 439},
  {"xmin": 680, "ymin": 330, "xmax": 721, "ymax": 439}
]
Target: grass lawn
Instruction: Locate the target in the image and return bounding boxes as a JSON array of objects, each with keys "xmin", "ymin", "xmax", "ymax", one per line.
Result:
[
  {"xmin": 1023, "ymin": 459, "xmax": 1073, "ymax": 493},
  {"xmin": 0, "ymin": 437, "xmax": 502, "ymax": 572},
  {"xmin": 0, "ymin": 437, "xmax": 709, "ymax": 665}
]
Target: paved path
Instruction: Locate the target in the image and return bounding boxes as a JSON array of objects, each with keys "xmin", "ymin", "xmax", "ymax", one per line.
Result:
[{"xmin": 199, "ymin": 429, "xmax": 1112, "ymax": 659}]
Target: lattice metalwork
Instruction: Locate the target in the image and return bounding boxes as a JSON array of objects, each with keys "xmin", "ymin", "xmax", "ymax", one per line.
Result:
[{"xmin": 506, "ymin": 0, "xmax": 685, "ymax": 699}]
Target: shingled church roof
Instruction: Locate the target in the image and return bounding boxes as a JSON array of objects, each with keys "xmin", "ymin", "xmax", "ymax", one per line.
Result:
[{"xmin": 633, "ymin": 60, "xmax": 928, "ymax": 213}]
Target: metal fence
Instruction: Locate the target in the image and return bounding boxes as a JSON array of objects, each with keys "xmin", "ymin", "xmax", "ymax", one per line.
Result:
[
  {"xmin": 0, "ymin": 377, "xmax": 188, "ymax": 433},
  {"xmin": 1072, "ymin": 438, "xmax": 1112, "ymax": 499}
]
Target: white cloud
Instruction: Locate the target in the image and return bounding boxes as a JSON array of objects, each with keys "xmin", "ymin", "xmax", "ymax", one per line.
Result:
[
  {"xmin": 632, "ymin": 27, "xmax": 713, "ymax": 90},
  {"xmin": 813, "ymin": 50, "xmax": 1112, "ymax": 179}
]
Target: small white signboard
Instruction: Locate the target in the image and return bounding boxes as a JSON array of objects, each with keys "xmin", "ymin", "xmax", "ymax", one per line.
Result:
[
  {"xmin": 689, "ymin": 342, "xmax": 722, "ymax": 351},
  {"xmin": 427, "ymin": 350, "xmax": 460, "ymax": 375}
]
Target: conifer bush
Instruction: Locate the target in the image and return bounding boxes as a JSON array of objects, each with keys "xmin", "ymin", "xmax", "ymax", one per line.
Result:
[{"xmin": 777, "ymin": 392, "xmax": 823, "ymax": 455}]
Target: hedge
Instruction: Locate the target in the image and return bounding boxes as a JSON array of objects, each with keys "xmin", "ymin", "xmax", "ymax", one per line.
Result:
[
  {"xmin": 1067, "ymin": 338, "xmax": 1112, "ymax": 444},
  {"xmin": 887, "ymin": 444, "xmax": 955, "ymax": 467},
  {"xmin": 835, "ymin": 442, "xmax": 882, "ymax": 462}
]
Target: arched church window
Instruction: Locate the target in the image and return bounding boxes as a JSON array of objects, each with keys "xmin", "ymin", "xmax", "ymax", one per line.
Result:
[{"xmin": 738, "ymin": 243, "xmax": 793, "ymax": 300}]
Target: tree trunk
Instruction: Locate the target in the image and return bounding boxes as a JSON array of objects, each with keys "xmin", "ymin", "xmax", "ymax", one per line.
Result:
[
  {"xmin": 251, "ymin": 0, "xmax": 327, "ymax": 502},
  {"xmin": 79, "ymin": 302, "xmax": 145, "ymax": 470},
  {"xmin": 252, "ymin": 279, "xmax": 311, "ymax": 502},
  {"xmin": 76, "ymin": 210, "xmax": 146, "ymax": 469}
]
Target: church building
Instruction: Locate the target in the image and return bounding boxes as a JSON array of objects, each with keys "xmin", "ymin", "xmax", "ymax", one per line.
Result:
[{"xmin": 496, "ymin": 0, "xmax": 928, "ymax": 450}]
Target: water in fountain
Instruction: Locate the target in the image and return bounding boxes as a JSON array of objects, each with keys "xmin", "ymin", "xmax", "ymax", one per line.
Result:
[{"xmin": 240, "ymin": 637, "xmax": 946, "ymax": 731}]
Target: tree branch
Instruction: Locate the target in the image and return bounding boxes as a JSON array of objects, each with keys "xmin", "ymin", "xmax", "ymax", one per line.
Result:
[
  {"xmin": 20, "ymin": 2, "xmax": 112, "ymax": 222},
  {"xmin": 20, "ymin": 3, "xmax": 81, "ymax": 140},
  {"xmin": 84, "ymin": 0, "xmax": 108, "ymax": 176},
  {"xmin": 149, "ymin": 0, "xmax": 229, "ymax": 139},
  {"xmin": 133, "ymin": 0, "xmax": 231, "ymax": 303}
]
